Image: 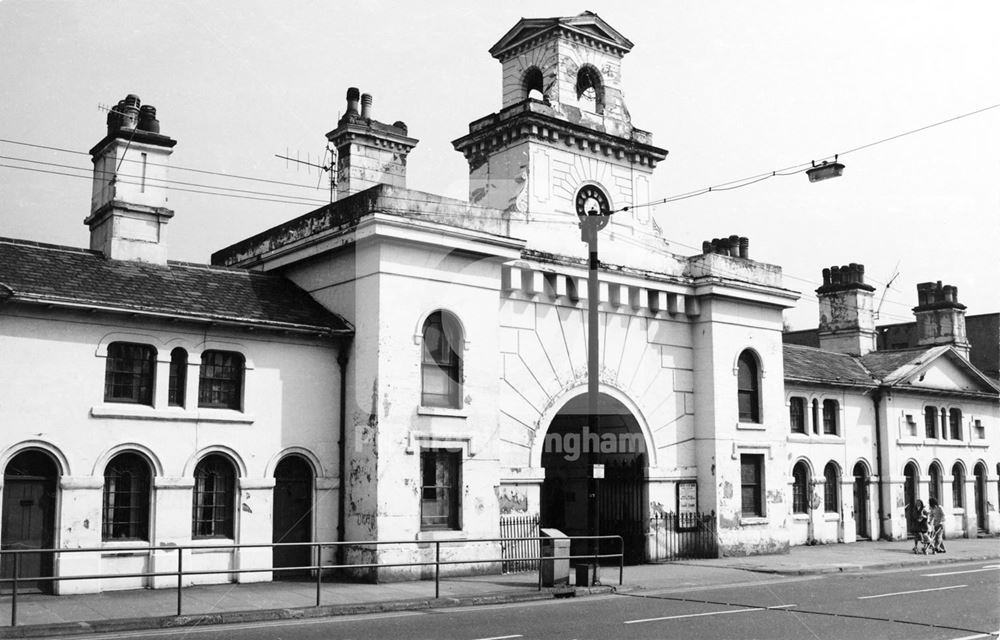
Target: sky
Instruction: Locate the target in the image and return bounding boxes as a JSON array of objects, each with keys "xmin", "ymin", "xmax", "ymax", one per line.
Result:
[{"xmin": 1, "ymin": 1, "xmax": 997, "ymax": 330}]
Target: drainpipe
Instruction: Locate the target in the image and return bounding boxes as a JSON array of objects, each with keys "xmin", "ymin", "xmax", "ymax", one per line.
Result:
[
  {"xmin": 336, "ymin": 338, "xmax": 352, "ymax": 565},
  {"xmin": 872, "ymin": 388, "xmax": 886, "ymax": 540}
]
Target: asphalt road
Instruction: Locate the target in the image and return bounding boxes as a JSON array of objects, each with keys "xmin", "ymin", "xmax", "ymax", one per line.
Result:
[{"xmin": 82, "ymin": 561, "xmax": 1000, "ymax": 640}]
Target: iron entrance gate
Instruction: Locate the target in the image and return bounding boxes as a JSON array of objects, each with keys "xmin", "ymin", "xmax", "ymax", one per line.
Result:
[{"xmin": 598, "ymin": 458, "xmax": 646, "ymax": 564}]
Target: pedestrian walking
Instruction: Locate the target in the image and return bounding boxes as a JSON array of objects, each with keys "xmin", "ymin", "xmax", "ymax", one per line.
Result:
[
  {"xmin": 909, "ymin": 500, "xmax": 930, "ymax": 553},
  {"xmin": 928, "ymin": 498, "xmax": 946, "ymax": 553}
]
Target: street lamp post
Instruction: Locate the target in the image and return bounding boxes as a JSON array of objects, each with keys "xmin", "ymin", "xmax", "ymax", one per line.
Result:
[{"xmin": 576, "ymin": 185, "xmax": 612, "ymax": 584}]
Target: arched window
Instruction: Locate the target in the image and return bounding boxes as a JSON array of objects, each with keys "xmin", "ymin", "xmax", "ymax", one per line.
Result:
[
  {"xmin": 822, "ymin": 400, "xmax": 839, "ymax": 435},
  {"xmin": 198, "ymin": 350, "xmax": 245, "ymax": 410},
  {"xmin": 928, "ymin": 463, "xmax": 942, "ymax": 504},
  {"xmin": 792, "ymin": 462, "xmax": 810, "ymax": 514},
  {"xmin": 168, "ymin": 347, "xmax": 187, "ymax": 407},
  {"xmin": 951, "ymin": 462, "xmax": 965, "ymax": 509},
  {"xmin": 421, "ymin": 311, "xmax": 462, "ymax": 408},
  {"xmin": 576, "ymin": 65, "xmax": 605, "ymax": 114},
  {"xmin": 823, "ymin": 462, "xmax": 839, "ymax": 513},
  {"xmin": 737, "ymin": 351, "xmax": 761, "ymax": 423},
  {"xmin": 523, "ymin": 66, "xmax": 544, "ymax": 101},
  {"xmin": 789, "ymin": 397, "xmax": 806, "ymax": 433},
  {"xmin": 949, "ymin": 408, "xmax": 963, "ymax": 440},
  {"xmin": 103, "ymin": 452, "xmax": 152, "ymax": 541},
  {"xmin": 104, "ymin": 342, "xmax": 156, "ymax": 405},
  {"xmin": 192, "ymin": 454, "xmax": 236, "ymax": 539},
  {"xmin": 924, "ymin": 406, "xmax": 937, "ymax": 438}
]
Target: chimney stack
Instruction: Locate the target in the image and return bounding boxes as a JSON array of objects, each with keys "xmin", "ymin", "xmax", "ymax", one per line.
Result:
[
  {"xmin": 86, "ymin": 93, "xmax": 176, "ymax": 264},
  {"xmin": 327, "ymin": 88, "xmax": 418, "ymax": 199},
  {"xmin": 913, "ymin": 281, "xmax": 970, "ymax": 358},
  {"xmin": 815, "ymin": 262, "xmax": 876, "ymax": 355}
]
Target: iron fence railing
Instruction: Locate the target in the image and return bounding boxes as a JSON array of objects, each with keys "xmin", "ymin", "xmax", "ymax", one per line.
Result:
[
  {"xmin": 649, "ymin": 512, "xmax": 719, "ymax": 562},
  {"xmin": 500, "ymin": 513, "xmax": 540, "ymax": 573},
  {"xmin": 0, "ymin": 534, "xmax": 622, "ymax": 627}
]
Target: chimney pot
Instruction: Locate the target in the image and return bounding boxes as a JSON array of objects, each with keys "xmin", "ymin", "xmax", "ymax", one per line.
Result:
[
  {"xmin": 738, "ymin": 236, "xmax": 749, "ymax": 259},
  {"xmin": 822, "ymin": 268, "xmax": 831, "ymax": 286},
  {"xmin": 346, "ymin": 87, "xmax": 360, "ymax": 116},
  {"xmin": 361, "ymin": 93, "xmax": 373, "ymax": 120},
  {"xmin": 138, "ymin": 105, "xmax": 160, "ymax": 133},
  {"xmin": 121, "ymin": 94, "xmax": 140, "ymax": 130},
  {"xmin": 728, "ymin": 235, "xmax": 740, "ymax": 256},
  {"xmin": 393, "ymin": 120, "xmax": 408, "ymax": 135},
  {"xmin": 702, "ymin": 240, "xmax": 711, "ymax": 254},
  {"xmin": 831, "ymin": 265, "xmax": 842, "ymax": 284}
]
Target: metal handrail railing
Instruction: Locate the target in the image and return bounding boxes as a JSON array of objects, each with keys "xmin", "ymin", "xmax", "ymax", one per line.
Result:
[{"xmin": 0, "ymin": 534, "xmax": 623, "ymax": 627}]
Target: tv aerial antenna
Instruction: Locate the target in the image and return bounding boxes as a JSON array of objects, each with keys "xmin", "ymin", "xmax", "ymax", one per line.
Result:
[
  {"xmin": 875, "ymin": 260, "xmax": 901, "ymax": 321},
  {"xmin": 275, "ymin": 144, "xmax": 337, "ymax": 203}
]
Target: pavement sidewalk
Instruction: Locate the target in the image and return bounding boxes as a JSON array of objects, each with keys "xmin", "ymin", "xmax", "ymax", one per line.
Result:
[{"xmin": 1, "ymin": 537, "xmax": 997, "ymax": 638}]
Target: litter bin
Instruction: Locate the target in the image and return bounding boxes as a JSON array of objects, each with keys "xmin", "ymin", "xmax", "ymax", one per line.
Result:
[{"xmin": 539, "ymin": 528, "xmax": 570, "ymax": 587}]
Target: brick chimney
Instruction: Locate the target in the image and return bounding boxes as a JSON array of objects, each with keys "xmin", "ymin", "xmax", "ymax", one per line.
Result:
[
  {"xmin": 816, "ymin": 263, "xmax": 876, "ymax": 356},
  {"xmin": 913, "ymin": 281, "xmax": 970, "ymax": 358},
  {"xmin": 86, "ymin": 94, "xmax": 176, "ymax": 264},
  {"xmin": 326, "ymin": 88, "xmax": 418, "ymax": 199}
]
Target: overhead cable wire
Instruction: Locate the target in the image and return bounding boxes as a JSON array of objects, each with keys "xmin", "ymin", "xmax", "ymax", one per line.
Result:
[
  {"xmin": 616, "ymin": 101, "xmax": 1000, "ymax": 213},
  {"xmin": 0, "ymin": 137, "xmax": 326, "ymax": 191},
  {"xmin": 0, "ymin": 155, "xmax": 329, "ymax": 204}
]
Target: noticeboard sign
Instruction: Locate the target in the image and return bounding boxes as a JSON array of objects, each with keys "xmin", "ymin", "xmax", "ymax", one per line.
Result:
[{"xmin": 677, "ymin": 480, "xmax": 698, "ymax": 520}]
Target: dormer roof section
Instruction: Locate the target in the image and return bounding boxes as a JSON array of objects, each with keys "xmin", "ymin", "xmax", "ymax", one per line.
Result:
[{"xmin": 489, "ymin": 11, "xmax": 634, "ymax": 61}]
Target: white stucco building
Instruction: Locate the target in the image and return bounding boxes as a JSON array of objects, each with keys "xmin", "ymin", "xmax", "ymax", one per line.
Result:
[{"xmin": 1, "ymin": 13, "xmax": 997, "ymax": 594}]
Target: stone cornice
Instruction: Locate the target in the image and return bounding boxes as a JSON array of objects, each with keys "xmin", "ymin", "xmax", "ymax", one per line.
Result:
[
  {"xmin": 493, "ymin": 25, "xmax": 631, "ymax": 62},
  {"xmin": 453, "ymin": 103, "xmax": 667, "ymax": 169},
  {"xmin": 326, "ymin": 121, "xmax": 418, "ymax": 153}
]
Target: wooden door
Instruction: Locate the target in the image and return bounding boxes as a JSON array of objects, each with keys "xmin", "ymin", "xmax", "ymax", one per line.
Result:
[
  {"xmin": 2, "ymin": 451, "xmax": 57, "ymax": 593},
  {"xmin": 272, "ymin": 457, "xmax": 313, "ymax": 577}
]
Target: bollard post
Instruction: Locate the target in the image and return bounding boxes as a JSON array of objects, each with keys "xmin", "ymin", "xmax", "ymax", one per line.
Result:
[
  {"xmin": 434, "ymin": 541, "xmax": 440, "ymax": 599},
  {"xmin": 176, "ymin": 547, "xmax": 183, "ymax": 616},
  {"xmin": 619, "ymin": 537, "xmax": 624, "ymax": 586},
  {"xmin": 315, "ymin": 543, "xmax": 322, "ymax": 607}
]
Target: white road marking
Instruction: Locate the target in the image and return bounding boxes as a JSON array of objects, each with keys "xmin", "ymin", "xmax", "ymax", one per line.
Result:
[
  {"xmin": 858, "ymin": 584, "xmax": 967, "ymax": 599},
  {"xmin": 944, "ymin": 634, "xmax": 995, "ymax": 640},
  {"xmin": 922, "ymin": 564, "xmax": 1000, "ymax": 577},
  {"xmin": 471, "ymin": 635, "xmax": 522, "ymax": 640},
  {"xmin": 624, "ymin": 604, "xmax": 796, "ymax": 624}
]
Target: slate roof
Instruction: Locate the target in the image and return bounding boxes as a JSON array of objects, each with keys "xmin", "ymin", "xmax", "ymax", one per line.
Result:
[
  {"xmin": 0, "ymin": 237, "xmax": 352, "ymax": 336},
  {"xmin": 858, "ymin": 347, "xmax": 933, "ymax": 380},
  {"xmin": 782, "ymin": 344, "xmax": 876, "ymax": 387}
]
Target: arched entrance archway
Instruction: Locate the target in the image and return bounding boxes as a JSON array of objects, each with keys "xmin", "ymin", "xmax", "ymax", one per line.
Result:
[
  {"xmin": 2, "ymin": 450, "xmax": 59, "ymax": 593},
  {"xmin": 852, "ymin": 462, "xmax": 870, "ymax": 539},
  {"xmin": 903, "ymin": 462, "xmax": 919, "ymax": 536},
  {"xmin": 272, "ymin": 455, "xmax": 314, "ymax": 577},
  {"xmin": 540, "ymin": 393, "xmax": 648, "ymax": 564}
]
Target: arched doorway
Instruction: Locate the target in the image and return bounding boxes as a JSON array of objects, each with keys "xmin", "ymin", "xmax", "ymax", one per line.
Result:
[
  {"xmin": 974, "ymin": 463, "xmax": 988, "ymax": 533},
  {"xmin": 272, "ymin": 455, "xmax": 314, "ymax": 577},
  {"xmin": 540, "ymin": 393, "xmax": 647, "ymax": 564},
  {"xmin": 903, "ymin": 462, "xmax": 918, "ymax": 536},
  {"xmin": 852, "ymin": 462, "xmax": 869, "ymax": 539},
  {"xmin": 2, "ymin": 450, "xmax": 59, "ymax": 593}
]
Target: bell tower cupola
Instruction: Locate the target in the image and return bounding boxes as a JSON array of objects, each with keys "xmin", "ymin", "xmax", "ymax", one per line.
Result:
[{"xmin": 453, "ymin": 12, "xmax": 668, "ymax": 265}]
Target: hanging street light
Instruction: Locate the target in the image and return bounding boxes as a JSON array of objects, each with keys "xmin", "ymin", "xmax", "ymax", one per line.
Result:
[{"xmin": 806, "ymin": 155, "xmax": 846, "ymax": 182}]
